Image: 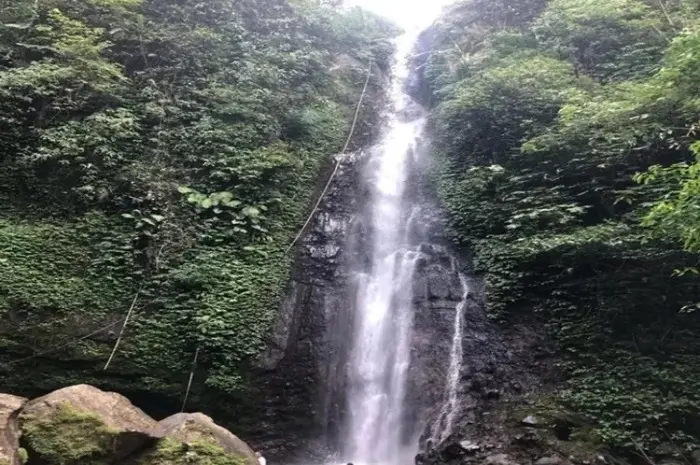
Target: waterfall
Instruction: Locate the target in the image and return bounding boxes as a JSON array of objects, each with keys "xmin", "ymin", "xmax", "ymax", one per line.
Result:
[
  {"xmin": 306, "ymin": 2, "xmax": 464, "ymax": 463},
  {"xmin": 430, "ymin": 274, "xmax": 469, "ymax": 442},
  {"xmin": 254, "ymin": 2, "xmax": 480, "ymax": 462},
  {"xmin": 341, "ymin": 31, "xmax": 427, "ymax": 465}
]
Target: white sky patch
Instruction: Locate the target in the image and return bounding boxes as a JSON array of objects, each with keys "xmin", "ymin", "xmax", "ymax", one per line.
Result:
[{"xmin": 344, "ymin": 0, "xmax": 452, "ymax": 33}]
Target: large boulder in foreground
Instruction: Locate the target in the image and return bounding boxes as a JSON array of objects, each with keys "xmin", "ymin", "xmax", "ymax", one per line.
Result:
[
  {"xmin": 159, "ymin": 413, "xmax": 258, "ymax": 465},
  {"xmin": 18, "ymin": 384, "xmax": 163, "ymax": 464},
  {"xmin": 0, "ymin": 394, "xmax": 26, "ymax": 465}
]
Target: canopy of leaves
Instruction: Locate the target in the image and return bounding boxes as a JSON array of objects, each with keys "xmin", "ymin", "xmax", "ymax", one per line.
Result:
[{"xmin": 416, "ymin": 0, "xmax": 700, "ymax": 456}]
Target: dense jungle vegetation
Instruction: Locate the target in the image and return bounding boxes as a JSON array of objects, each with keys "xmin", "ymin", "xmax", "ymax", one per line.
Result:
[
  {"xmin": 411, "ymin": 0, "xmax": 700, "ymax": 459},
  {"xmin": 0, "ymin": 0, "xmax": 396, "ymax": 415},
  {"xmin": 5, "ymin": 0, "xmax": 700, "ymax": 461}
]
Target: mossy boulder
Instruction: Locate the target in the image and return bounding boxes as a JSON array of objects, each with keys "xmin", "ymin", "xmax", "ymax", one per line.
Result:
[
  {"xmin": 159, "ymin": 413, "xmax": 257, "ymax": 465},
  {"xmin": 0, "ymin": 394, "xmax": 26, "ymax": 465},
  {"xmin": 18, "ymin": 384, "xmax": 163, "ymax": 464},
  {"xmin": 20, "ymin": 403, "xmax": 118, "ymax": 465},
  {"xmin": 132, "ymin": 437, "xmax": 246, "ymax": 465},
  {"xmin": 5, "ymin": 385, "xmax": 256, "ymax": 465}
]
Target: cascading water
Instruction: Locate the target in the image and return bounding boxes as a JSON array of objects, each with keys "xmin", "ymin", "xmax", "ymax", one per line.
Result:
[
  {"xmin": 257, "ymin": 2, "xmax": 511, "ymax": 463},
  {"xmin": 318, "ymin": 2, "xmax": 461, "ymax": 464},
  {"xmin": 430, "ymin": 273, "xmax": 469, "ymax": 442},
  {"xmin": 340, "ymin": 30, "xmax": 428, "ymax": 465}
]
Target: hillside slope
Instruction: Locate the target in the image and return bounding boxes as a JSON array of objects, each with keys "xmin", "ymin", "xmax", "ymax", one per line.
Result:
[
  {"xmin": 412, "ymin": 0, "xmax": 700, "ymax": 459},
  {"xmin": 0, "ymin": 0, "xmax": 396, "ymax": 429}
]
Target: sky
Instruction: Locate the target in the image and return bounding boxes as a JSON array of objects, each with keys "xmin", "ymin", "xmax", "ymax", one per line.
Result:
[{"xmin": 343, "ymin": 0, "xmax": 452, "ymax": 33}]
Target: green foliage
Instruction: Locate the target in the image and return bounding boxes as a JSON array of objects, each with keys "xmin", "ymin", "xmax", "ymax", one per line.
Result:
[
  {"xmin": 0, "ymin": 216, "xmax": 131, "ymax": 318},
  {"xmin": 419, "ymin": 0, "xmax": 700, "ymax": 457},
  {"xmin": 18, "ymin": 448, "xmax": 28, "ymax": 465},
  {"xmin": 636, "ymin": 141, "xmax": 700, "ymax": 255},
  {"xmin": 434, "ymin": 55, "xmax": 584, "ymax": 166},
  {"xmin": 533, "ymin": 0, "xmax": 667, "ymax": 81},
  {"xmin": 560, "ymin": 353, "xmax": 700, "ymax": 451},
  {"xmin": 19, "ymin": 402, "xmax": 118, "ymax": 465},
  {"xmin": 0, "ymin": 0, "xmax": 395, "ymax": 421}
]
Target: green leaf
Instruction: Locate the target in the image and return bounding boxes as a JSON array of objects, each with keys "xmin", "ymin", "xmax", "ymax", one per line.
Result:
[{"xmin": 242, "ymin": 206, "xmax": 260, "ymax": 217}]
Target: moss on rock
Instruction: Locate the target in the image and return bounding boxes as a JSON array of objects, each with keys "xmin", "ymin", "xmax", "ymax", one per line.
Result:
[
  {"xmin": 18, "ymin": 406, "xmax": 247, "ymax": 465},
  {"xmin": 17, "ymin": 448, "xmax": 28, "ymax": 465},
  {"xmin": 19, "ymin": 402, "xmax": 118, "ymax": 465},
  {"xmin": 158, "ymin": 413, "xmax": 257, "ymax": 465},
  {"xmin": 134, "ymin": 438, "xmax": 246, "ymax": 465}
]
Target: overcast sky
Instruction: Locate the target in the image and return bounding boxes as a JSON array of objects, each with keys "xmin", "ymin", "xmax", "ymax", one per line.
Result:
[{"xmin": 344, "ymin": 0, "xmax": 451, "ymax": 33}]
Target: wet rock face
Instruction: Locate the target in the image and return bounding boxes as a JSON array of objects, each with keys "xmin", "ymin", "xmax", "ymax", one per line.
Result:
[
  {"xmin": 247, "ymin": 134, "xmax": 467, "ymax": 461},
  {"xmin": 413, "ymin": 315, "xmax": 574, "ymax": 465},
  {"xmin": 397, "ymin": 100, "xmax": 426, "ymax": 123},
  {"xmin": 404, "ymin": 244, "xmax": 465, "ymax": 437},
  {"xmin": 248, "ymin": 153, "xmax": 366, "ymax": 461},
  {"xmin": 405, "ymin": 26, "xmax": 440, "ymax": 106},
  {"xmin": 247, "ymin": 98, "xmax": 540, "ymax": 462},
  {"xmin": 404, "ymin": 167, "xmax": 559, "ymax": 465},
  {"xmin": 250, "ymin": 88, "xmax": 552, "ymax": 465}
]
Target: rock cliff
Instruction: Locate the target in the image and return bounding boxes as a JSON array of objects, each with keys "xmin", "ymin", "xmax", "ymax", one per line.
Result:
[{"xmin": 247, "ymin": 98, "xmax": 552, "ymax": 463}]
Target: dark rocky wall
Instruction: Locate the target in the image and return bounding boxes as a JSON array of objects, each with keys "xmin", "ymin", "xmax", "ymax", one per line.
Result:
[
  {"xmin": 245, "ymin": 62, "xmax": 559, "ymax": 465},
  {"xmin": 404, "ymin": 23, "xmax": 611, "ymax": 465},
  {"xmin": 404, "ymin": 156, "xmax": 551, "ymax": 458},
  {"xmin": 245, "ymin": 151, "xmax": 367, "ymax": 461},
  {"xmin": 244, "ymin": 97, "xmax": 552, "ymax": 464}
]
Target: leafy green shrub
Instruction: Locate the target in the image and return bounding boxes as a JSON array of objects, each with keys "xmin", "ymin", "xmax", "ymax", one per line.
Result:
[
  {"xmin": 420, "ymin": 0, "xmax": 700, "ymax": 456},
  {"xmin": 0, "ymin": 0, "xmax": 397, "ymax": 414}
]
